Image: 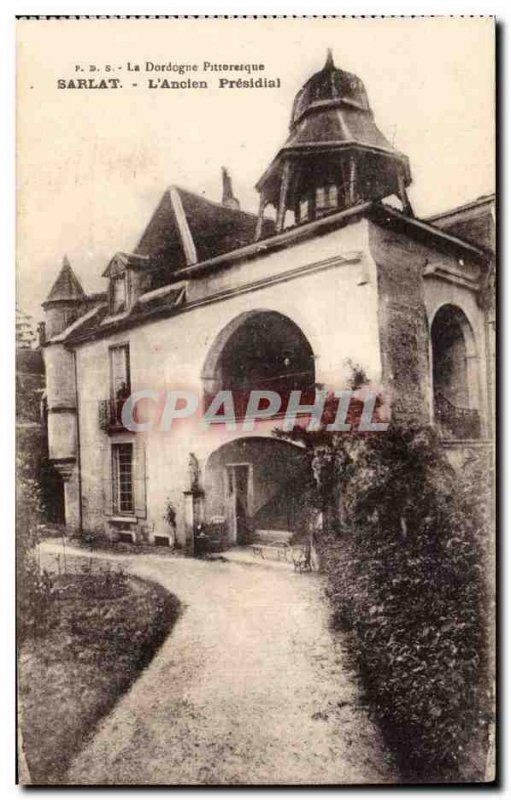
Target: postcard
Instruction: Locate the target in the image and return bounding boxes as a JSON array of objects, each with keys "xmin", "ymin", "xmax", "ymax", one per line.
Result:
[{"xmin": 16, "ymin": 16, "xmax": 495, "ymax": 785}]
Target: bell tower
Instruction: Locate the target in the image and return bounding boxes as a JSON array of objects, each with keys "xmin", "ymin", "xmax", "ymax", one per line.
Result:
[{"xmin": 255, "ymin": 50, "xmax": 413, "ymax": 238}]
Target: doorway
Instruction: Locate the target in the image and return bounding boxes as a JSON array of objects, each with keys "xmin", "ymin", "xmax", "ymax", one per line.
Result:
[{"xmin": 225, "ymin": 463, "xmax": 252, "ymax": 544}]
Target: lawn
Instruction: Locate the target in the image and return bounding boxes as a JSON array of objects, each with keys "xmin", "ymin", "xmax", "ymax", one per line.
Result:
[{"xmin": 18, "ymin": 560, "xmax": 180, "ymax": 785}]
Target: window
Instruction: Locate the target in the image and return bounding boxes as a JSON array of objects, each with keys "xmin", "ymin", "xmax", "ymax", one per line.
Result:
[
  {"xmin": 111, "ymin": 274, "xmax": 127, "ymax": 314},
  {"xmin": 316, "ymin": 186, "xmax": 326, "ymax": 209},
  {"xmin": 112, "ymin": 443, "xmax": 134, "ymax": 515},
  {"xmin": 299, "ymin": 198, "xmax": 309, "ymax": 222},
  {"xmin": 316, "ymin": 184, "xmax": 338, "ymax": 213}
]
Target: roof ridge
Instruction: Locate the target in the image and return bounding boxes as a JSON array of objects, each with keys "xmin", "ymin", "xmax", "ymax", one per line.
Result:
[{"xmin": 169, "ymin": 183, "xmax": 262, "ymax": 220}]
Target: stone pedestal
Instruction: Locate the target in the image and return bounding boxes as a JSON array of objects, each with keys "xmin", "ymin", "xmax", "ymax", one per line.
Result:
[{"xmin": 183, "ymin": 489, "xmax": 204, "ymax": 556}]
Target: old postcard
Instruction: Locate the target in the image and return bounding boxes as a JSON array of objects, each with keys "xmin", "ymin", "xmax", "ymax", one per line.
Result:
[{"xmin": 16, "ymin": 16, "xmax": 496, "ymax": 785}]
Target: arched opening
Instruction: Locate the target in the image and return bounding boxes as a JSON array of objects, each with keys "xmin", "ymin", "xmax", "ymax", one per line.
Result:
[
  {"xmin": 202, "ymin": 310, "xmax": 316, "ymax": 420},
  {"xmin": 431, "ymin": 305, "xmax": 480, "ymax": 439},
  {"xmin": 204, "ymin": 437, "xmax": 310, "ymax": 546}
]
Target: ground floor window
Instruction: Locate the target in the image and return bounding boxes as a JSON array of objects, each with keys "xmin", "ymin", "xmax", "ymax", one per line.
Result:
[{"xmin": 112, "ymin": 442, "xmax": 134, "ymax": 515}]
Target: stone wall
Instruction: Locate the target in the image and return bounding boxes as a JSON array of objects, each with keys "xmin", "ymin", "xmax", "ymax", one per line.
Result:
[
  {"xmin": 370, "ymin": 222, "xmax": 442, "ymax": 426},
  {"xmin": 72, "ymin": 220, "xmax": 384, "ymax": 544}
]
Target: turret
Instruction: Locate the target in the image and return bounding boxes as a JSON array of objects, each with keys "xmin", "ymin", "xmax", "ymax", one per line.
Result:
[
  {"xmin": 255, "ymin": 50, "xmax": 413, "ymax": 237},
  {"xmin": 42, "ymin": 256, "xmax": 86, "ymax": 338},
  {"xmin": 41, "ymin": 256, "xmax": 84, "ymax": 531}
]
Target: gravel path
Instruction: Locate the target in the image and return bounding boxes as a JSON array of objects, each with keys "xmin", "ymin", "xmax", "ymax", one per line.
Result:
[{"xmin": 41, "ymin": 543, "xmax": 396, "ymax": 785}]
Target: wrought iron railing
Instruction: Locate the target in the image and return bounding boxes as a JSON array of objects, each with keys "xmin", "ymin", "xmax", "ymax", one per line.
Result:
[
  {"xmin": 434, "ymin": 391, "xmax": 481, "ymax": 440},
  {"xmin": 98, "ymin": 398, "xmax": 128, "ymax": 432},
  {"xmin": 204, "ymin": 372, "xmax": 317, "ymax": 423}
]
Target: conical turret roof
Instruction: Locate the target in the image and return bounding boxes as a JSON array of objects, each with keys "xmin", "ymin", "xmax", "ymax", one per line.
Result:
[{"xmin": 44, "ymin": 256, "xmax": 86, "ymax": 305}]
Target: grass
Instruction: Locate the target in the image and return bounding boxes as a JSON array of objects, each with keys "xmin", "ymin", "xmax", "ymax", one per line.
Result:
[{"xmin": 18, "ymin": 567, "xmax": 180, "ymax": 785}]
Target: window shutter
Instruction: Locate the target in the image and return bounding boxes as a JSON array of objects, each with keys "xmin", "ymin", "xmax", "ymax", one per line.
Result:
[
  {"xmin": 103, "ymin": 444, "xmax": 114, "ymax": 517},
  {"xmin": 133, "ymin": 438, "xmax": 147, "ymax": 519}
]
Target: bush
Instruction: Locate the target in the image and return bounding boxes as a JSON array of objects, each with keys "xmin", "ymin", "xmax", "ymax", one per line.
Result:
[
  {"xmin": 16, "ymin": 446, "xmax": 56, "ymax": 641},
  {"xmin": 277, "ymin": 407, "xmax": 493, "ymax": 781}
]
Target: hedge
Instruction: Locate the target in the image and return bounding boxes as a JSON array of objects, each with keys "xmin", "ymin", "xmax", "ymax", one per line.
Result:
[{"xmin": 277, "ymin": 414, "xmax": 494, "ymax": 781}]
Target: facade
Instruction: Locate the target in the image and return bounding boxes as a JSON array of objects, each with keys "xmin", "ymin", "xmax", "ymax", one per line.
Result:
[{"xmin": 42, "ymin": 53, "xmax": 495, "ymax": 552}]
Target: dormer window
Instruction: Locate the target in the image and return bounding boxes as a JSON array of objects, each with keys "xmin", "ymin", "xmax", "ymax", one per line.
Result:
[
  {"xmin": 111, "ymin": 274, "xmax": 127, "ymax": 314},
  {"xmin": 104, "ymin": 252, "xmax": 146, "ymax": 315}
]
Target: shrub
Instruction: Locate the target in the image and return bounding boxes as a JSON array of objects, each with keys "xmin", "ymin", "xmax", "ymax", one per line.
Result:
[
  {"xmin": 16, "ymin": 448, "xmax": 57, "ymax": 641},
  {"xmin": 276, "ymin": 407, "xmax": 493, "ymax": 781}
]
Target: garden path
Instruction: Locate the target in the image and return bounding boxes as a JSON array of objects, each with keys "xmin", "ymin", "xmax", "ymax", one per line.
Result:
[{"xmin": 40, "ymin": 541, "xmax": 396, "ymax": 785}]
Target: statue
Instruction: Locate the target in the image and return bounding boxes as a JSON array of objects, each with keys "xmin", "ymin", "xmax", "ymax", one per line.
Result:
[{"xmin": 187, "ymin": 453, "xmax": 201, "ymax": 493}]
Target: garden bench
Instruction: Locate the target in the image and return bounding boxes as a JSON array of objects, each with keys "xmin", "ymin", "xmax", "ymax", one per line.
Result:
[
  {"xmin": 250, "ymin": 541, "xmax": 290, "ymax": 561},
  {"xmin": 250, "ymin": 541, "xmax": 312, "ymax": 572}
]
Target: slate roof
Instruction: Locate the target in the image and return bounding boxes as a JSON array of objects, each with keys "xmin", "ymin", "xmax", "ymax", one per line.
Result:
[
  {"xmin": 286, "ymin": 51, "xmax": 402, "ymax": 161},
  {"xmin": 284, "ymin": 106, "xmax": 400, "ymax": 157},
  {"xmin": 426, "ymin": 194, "xmax": 495, "ymax": 254},
  {"xmin": 63, "ymin": 285, "xmax": 187, "ymax": 344},
  {"xmin": 102, "ymin": 252, "xmax": 151, "ymax": 278},
  {"xmin": 133, "ymin": 186, "xmax": 275, "ymax": 276},
  {"xmin": 56, "ymin": 196, "xmax": 490, "ymax": 347},
  {"xmin": 291, "ymin": 49, "xmax": 371, "ymax": 125},
  {"xmin": 256, "ymin": 52, "xmax": 411, "ymax": 205}
]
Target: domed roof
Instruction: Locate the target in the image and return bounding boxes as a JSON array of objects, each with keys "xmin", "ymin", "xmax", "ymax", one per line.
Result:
[
  {"xmin": 255, "ymin": 50, "xmax": 413, "ymax": 226},
  {"xmin": 290, "ymin": 50, "xmax": 370, "ymax": 129}
]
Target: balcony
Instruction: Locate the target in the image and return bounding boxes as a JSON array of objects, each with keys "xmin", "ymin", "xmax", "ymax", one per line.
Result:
[
  {"xmin": 434, "ymin": 392, "xmax": 481, "ymax": 440},
  {"xmin": 98, "ymin": 398, "xmax": 129, "ymax": 433}
]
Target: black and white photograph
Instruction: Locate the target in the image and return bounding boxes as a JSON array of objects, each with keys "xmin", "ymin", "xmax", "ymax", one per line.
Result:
[{"xmin": 14, "ymin": 15, "xmax": 496, "ymax": 786}]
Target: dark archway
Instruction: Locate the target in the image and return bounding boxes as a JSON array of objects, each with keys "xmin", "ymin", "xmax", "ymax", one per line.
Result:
[
  {"xmin": 202, "ymin": 310, "xmax": 316, "ymax": 419},
  {"xmin": 431, "ymin": 304, "xmax": 480, "ymax": 439},
  {"xmin": 204, "ymin": 437, "xmax": 310, "ymax": 545}
]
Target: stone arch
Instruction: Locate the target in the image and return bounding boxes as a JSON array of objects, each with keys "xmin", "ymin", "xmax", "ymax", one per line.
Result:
[
  {"xmin": 430, "ymin": 304, "xmax": 481, "ymax": 438},
  {"xmin": 201, "ymin": 309, "xmax": 316, "ymax": 418},
  {"xmin": 204, "ymin": 436, "xmax": 309, "ymax": 545}
]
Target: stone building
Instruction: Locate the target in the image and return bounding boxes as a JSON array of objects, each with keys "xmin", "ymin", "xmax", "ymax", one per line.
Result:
[{"xmin": 41, "ymin": 53, "xmax": 495, "ymax": 551}]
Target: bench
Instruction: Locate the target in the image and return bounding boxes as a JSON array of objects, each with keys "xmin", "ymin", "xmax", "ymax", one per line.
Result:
[
  {"xmin": 250, "ymin": 541, "xmax": 312, "ymax": 572},
  {"xmin": 250, "ymin": 541, "xmax": 290, "ymax": 562}
]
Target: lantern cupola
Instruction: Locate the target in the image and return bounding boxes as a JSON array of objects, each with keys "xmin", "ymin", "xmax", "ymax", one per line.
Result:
[{"xmin": 255, "ymin": 50, "xmax": 413, "ymax": 237}]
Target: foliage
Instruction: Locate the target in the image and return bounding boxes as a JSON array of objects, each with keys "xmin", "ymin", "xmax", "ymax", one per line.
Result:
[
  {"xmin": 16, "ymin": 445, "xmax": 56, "ymax": 641},
  {"xmin": 19, "ymin": 564, "xmax": 180, "ymax": 784},
  {"xmin": 276, "ymin": 394, "xmax": 493, "ymax": 781}
]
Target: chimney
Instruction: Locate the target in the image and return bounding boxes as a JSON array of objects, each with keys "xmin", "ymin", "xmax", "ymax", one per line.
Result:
[{"xmin": 221, "ymin": 167, "xmax": 240, "ymax": 211}]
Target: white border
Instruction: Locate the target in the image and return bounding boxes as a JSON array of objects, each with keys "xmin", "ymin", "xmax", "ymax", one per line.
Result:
[{"xmin": 2, "ymin": 3, "xmax": 506, "ymax": 798}]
